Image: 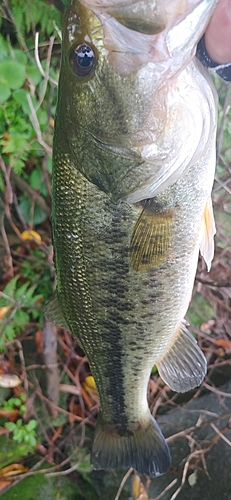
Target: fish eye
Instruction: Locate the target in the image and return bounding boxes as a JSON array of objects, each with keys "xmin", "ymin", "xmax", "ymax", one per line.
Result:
[{"xmin": 70, "ymin": 43, "xmax": 95, "ymax": 76}]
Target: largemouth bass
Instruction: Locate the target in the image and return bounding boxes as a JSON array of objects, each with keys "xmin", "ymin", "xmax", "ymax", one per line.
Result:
[{"xmin": 47, "ymin": 0, "xmax": 218, "ymax": 477}]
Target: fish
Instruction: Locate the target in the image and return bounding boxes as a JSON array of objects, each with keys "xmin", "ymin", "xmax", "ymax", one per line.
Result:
[{"xmin": 46, "ymin": 0, "xmax": 218, "ymax": 477}]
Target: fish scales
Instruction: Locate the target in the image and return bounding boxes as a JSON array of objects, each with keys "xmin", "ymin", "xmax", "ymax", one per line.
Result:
[{"xmin": 47, "ymin": 0, "xmax": 218, "ymax": 477}]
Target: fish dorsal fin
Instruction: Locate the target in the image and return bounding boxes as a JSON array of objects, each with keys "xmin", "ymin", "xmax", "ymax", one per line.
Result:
[
  {"xmin": 45, "ymin": 291, "xmax": 70, "ymax": 331},
  {"xmin": 130, "ymin": 203, "xmax": 173, "ymax": 271},
  {"xmin": 156, "ymin": 321, "xmax": 207, "ymax": 393},
  {"xmin": 199, "ymin": 196, "xmax": 216, "ymax": 271}
]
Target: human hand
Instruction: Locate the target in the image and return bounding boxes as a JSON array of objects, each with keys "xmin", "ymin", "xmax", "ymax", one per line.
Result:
[{"xmin": 204, "ymin": 0, "xmax": 231, "ymax": 64}]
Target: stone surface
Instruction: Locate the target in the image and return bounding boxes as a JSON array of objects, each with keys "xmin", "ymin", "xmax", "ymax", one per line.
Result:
[{"xmin": 93, "ymin": 380, "xmax": 231, "ymax": 499}]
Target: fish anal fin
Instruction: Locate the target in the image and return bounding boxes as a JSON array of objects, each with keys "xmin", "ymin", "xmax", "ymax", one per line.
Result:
[
  {"xmin": 156, "ymin": 321, "xmax": 207, "ymax": 393},
  {"xmin": 199, "ymin": 196, "xmax": 216, "ymax": 271},
  {"xmin": 130, "ymin": 206, "xmax": 173, "ymax": 271},
  {"xmin": 45, "ymin": 291, "xmax": 70, "ymax": 331},
  {"xmin": 91, "ymin": 414, "xmax": 170, "ymax": 477}
]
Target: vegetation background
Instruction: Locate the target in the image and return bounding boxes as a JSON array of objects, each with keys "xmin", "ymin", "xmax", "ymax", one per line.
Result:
[{"xmin": 0, "ymin": 1, "xmax": 231, "ymax": 499}]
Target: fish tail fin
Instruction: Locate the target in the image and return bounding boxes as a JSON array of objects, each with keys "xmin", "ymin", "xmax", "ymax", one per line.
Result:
[
  {"xmin": 91, "ymin": 415, "xmax": 170, "ymax": 477},
  {"xmin": 156, "ymin": 320, "xmax": 207, "ymax": 393}
]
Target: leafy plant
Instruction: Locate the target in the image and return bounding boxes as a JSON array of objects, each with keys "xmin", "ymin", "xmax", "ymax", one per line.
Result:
[
  {"xmin": 0, "ymin": 0, "xmax": 62, "ymax": 39},
  {"xmin": 5, "ymin": 418, "xmax": 38, "ymax": 448},
  {"xmin": 2, "ymin": 393, "xmax": 27, "ymax": 415},
  {"xmin": 0, "ymin": 275, "xmax": 43, "ymax": 347},
  {"xmin": 0, "ymin": 0, "xmax": 60, "ymax": 223}
]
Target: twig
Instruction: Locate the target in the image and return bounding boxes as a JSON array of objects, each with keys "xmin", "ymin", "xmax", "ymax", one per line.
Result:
[
  {"xmin": 195, "ymin": 277, "xmax": 231, "ymax": 287},
  {"xmin": 36, "ymin": 35, "xmax": 56, "ymax": 110},
  {"xmin": 150, "ymin": 479, "xmax": 178, "ymax": 500},
  {"xmin": 10, "ymin": 170, "xmax": 51, "ymax": 216},
  {"xmin": 53, "ymin": 20, "xmax": 62, "ymax": 39},
  {"xmin": 166, "ymin": 412, "xmax": 231, "ymax": 444},
  {"xmin": 35, "ymin": 32, "xmax": 58, "ymax": 86},
  {"xmin": 46, "ymin": 455, "xmax": 90, "ymax": 477},
  {"xmin": 34, "ymin": 387, "xmax": 94, "ymax": 425},
  {"xmin": 43, "ymin": 321, "xmax": 59, "ymax": 416},
  {"xmin": 0, "ymin": 154, "xmax": 13, "ymax": 207},
  {"xmin": 0, "ymin": 215, "xmax": 14, "ymax": 279},
  {"xmin": 2, "ymin": 0, "xmax": 33, "ymax": 59},
  {"xmin": 203, "ymin": 382, "xmax": 231, "ymax": 398},
  {"xmin": 0, "ymin": 291, "xmax": 16, "ymax": 303},
  {"xmin": 114, "ymin": 468, "xmax": 134, "ymax": 500},
  {"xmin": 0, "ymin": 157, "xmax": 23, "ymax": 236},
  {"xmin": 210, "ymin": 423, "xmax": 231, "ymax": 447},
  {"xmin": 27, "ymin": 93, "xmax": 53, "ymax": 156},
  {"xmin": 14, "ymin": 339, "xmax": 28, "ymax": 394},
  {"xmin": 169, "ymin": 458, "xmax": 190, "ymax": 500},
  {"xmin": 217, "ymin": 86, "xmax": 231, "ymax": 156}
]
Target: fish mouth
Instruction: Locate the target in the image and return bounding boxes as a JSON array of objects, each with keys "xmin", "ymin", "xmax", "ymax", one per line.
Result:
[
  {"xmin": 78, "ymin": 0, "xmax": 169, "ymax": 75},
  {"xmin": 102, "ymin": 1, "xmax": 167, "ymax": 36},
  {"xmin": 80, "ymin": 1, "xmax": 167, "ymax": 35}
]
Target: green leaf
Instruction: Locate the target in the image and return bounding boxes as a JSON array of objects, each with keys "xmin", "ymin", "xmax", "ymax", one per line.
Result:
[
  {"xmin": 46, "ymin": 156, "xmax": 52, "ymax": 174},
  {"xmin": 37, "ymin": 107, "xmax": 49, "ymax": 127},
  {"xmin": 187, "ymin": 292, "xmax": 215, "ymax": 328},
  {"xmin": 2, "ymin": 133, "xmax": 29, "ymax": 154},
  {"xmin": 0, "ymin": 276, "xmax": 18, "ymax": 303},
  {"xmin": 10, "ymin": 398, "xmax": 21, "ymax": 407},
  {"xmin": 14, "ymin": 281, "xmax": 31, "ymax": 300},
  {"xmin": 0, "ymin": 170, "xmax": 4, "ymax": 192},
  {"xmin": 19, "ymin": 196, "xmax": 48, "ymax": 225},
  {"xmin": 30, "ymin": 168, "xmax": 48, "ymax": 196},
  {"xmin": 0, "ymin": 463, "xmax": 98, "ymax": 500},
  {"xmin": 5, "ymin": 422, "xmax": 16, "ymax": 432},
  {"xmin": 2, "ymin": 323, "xmax": 16, "ymax": 343},
  {"xmin": 26, "ymin": 64, "xmax": 42, "ymax": 86},
  {"xmin": 14, "ymin": 309, "xmax": 30, "ymax": 326},
  {"xmin": 12, "ymin": 88, "xmax": 38, "ymax": 115},
  {"xmin": 0, "ymin": 35, "xmax": 9, "ymax": 62},
  {"xmin": 0, "ymin": 82, "xmax": 11, "ymax": 103},
  {"xmin": 77, "ymin": 456, "xmax": 92, "ymax": 475},
  {"xmin": 26, "ymin": 419, "xmax": 38, "ymax": 431},
  {"xmin": 20, "ymin": 393, "xmax": 26, "ymax": 403},
  {"xmin": 12, "ymin": 158, "xmax": 26, "ymax": 174},
  {"xmin": 13, "ymin": 49, "xmax": 27, "ymax": 66},
  {"xmin": 0, "ymin": 61, "xmax": 26, "ymax": 90}
]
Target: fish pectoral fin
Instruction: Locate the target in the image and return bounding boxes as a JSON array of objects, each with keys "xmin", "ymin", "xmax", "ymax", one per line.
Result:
[
  {"xmin": 199, "ymin": 196, "xmax": 216, "ymax": 271},
  {"xmin": 92, "ymin": 414, "xmax": 170, "ymax": 477},
  {"xmin": 156, "ymin": 321, "xmax": 207, "ymax": 393},
  {"xmin": 45, "ymin": 291, "xmax": 70, "ymax": 331},
  {"xmin": 130, "ymin": 205, "xmax": 173, "ymax": 271}
]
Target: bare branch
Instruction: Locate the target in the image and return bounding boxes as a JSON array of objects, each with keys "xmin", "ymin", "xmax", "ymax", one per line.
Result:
[{"xmin": 35, "ymin": 32, "xmax": 58, "ymax": 87}]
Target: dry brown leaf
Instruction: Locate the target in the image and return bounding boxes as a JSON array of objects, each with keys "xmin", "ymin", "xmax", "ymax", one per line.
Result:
[
  {"xmin": 81, "ymin": 386, "xmax": 94, "ymax": 409},
  {"xmin": 0, "ymin": 479, "xmax": 12, "ymax": 493},
  {"xmin": 21, "ymin": 229, "xmax": 42, "ymax": 244},
  {"xmin": 35, "ymin": 329, "xmax": 44, "ymax": 355},
  {"xmin": 200, "ymin": 319, "xmax": 215, "ymax": 332},
  {"xmin": 0, "ymin": 464, "xmax": 29, "ymax": 477},
  {"xmin": 0, "ymin": 374, "xmax": 21, "ymax": 388},
  {"xmin": 50, "ymin": 425, "xmax": 63, "ymax": 443},
  {"xmin": 0, "ymin": 306, "xmax": 11, "ymax": 321},
  {"xmin": 83, "ymin": 375, "xmax": 96, "ymax": 393},
  {"xmin": 214, "ymin": 338, "xmax": 231, "ymax": 349},
  {"xmin": 0, "ymin": 409, "xmax": 19, "ymax": 421},
  {"xmin": 132, "ymin": 474, "xmax": 149, "ymax": 500}
]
